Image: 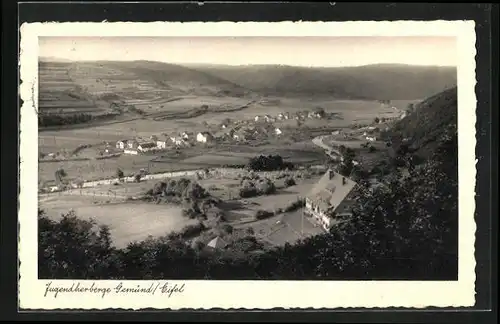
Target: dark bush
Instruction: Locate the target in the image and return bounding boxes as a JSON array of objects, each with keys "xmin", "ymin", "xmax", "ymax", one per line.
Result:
[
  {"xmin": 247, "ymin": 154, "xmax": 294, "ymax": 171},
  {"xmin": 239, "ymin": 186, "xmax": 259, "ymax": 198},
  {"xmin": 220, "ymin": 224, "xmax": 234, "ymax": 235},
  {"xmin": 38, "ymin": 113, "xmax": 93, "ymax": 127},
  {"xmin": 254, "ymin": 210, "xmax": 274, "ymax": 220},
  {"xmin": 368, "ymin": 146, "xmax": 377, "ymax": 153},
  {"xmin": 178, "ymin": 223, "xmax": 206, "ymax": 239},
  {"xmin": 284, "ymin": 177, "xmax": 296, "ymax": 187},
  {"xmin": 284, "ymin": 198, "xmax": 306, "ymax": 212},
  {"xmin": 255, "ymin": 178, "xmax": 276, "ymax": 195}
]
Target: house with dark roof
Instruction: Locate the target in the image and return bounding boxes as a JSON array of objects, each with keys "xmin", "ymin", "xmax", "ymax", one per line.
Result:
[
  {"xmin": 305, "ymin": 169, "xmax": 358, "ymax": 231},
  {"xmin": 116, "ymin": 139, "xmax": 128, "ymax": 149},
  {"xmin": 137, "ymin": 142, "xmax": 157, "ymax": 153}
]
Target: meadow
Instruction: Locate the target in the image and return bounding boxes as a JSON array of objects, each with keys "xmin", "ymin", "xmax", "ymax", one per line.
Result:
[{"xmin": 39, "ymin": 194, "xmax": 193, "ymax": 249}]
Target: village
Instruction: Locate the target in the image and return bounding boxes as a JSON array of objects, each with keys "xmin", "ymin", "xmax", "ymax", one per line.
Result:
[
  {"xmin": 39, "ymin": 101, "xmax": 408, "ymax": 253},
  {"xmin": 109, "ymin": 106, "xmax": 405, "ymax": 157}
]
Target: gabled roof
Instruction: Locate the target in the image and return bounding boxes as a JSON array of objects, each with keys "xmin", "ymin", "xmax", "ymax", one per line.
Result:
[
  {"xmin": 307, "ymin": 169, "xmax": 357, "ymax": 214},
  {"xmin": 207, "ymin": 236, "xmax": 228, "ymax": 249},
  {"xmin": 138, "ymin": 142, "xmax": 156, "ymax": 148}
]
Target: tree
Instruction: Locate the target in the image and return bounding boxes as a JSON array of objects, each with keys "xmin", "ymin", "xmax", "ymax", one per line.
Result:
[
  {"xmin": 38, "ymin": 210, "xmax": 120, "ymax": 279},
  {"xmin": 134, "ymin": 174, "xmax": 142, "ymax": 183},
  {"xmin": 55, "ymin": 168, "xmax": 67, "ymax": 185},
  {"xmin": 116, "ymin": 168, "xmax": 124, "ymax": 181},
  {"xmin": 374, "ymin": 117, "xmax": 380, "ymax": 124}
]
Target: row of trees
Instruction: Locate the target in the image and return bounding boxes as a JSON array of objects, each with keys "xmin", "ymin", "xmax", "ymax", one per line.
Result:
[
  {"xmin": 39, "ymin": 113, "xmax": 93, "ymax": 127},
  {"xmin": 247, "ymin": 155, "xmax": 294, "ymax": 172}
]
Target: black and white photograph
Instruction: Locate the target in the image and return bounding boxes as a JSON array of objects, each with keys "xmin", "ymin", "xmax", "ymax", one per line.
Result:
[{"xmin": 18, "ymin": 21, "xmax": 477, "ymax": 309}]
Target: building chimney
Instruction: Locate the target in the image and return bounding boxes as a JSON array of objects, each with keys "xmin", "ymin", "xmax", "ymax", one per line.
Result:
[
  {"xmin": 329, "ymin": 170, "xmax": 334, "ymax": 180},
  {"xmin": 342, "ymin": 177, "xmax": 347, "ymax": 185}
]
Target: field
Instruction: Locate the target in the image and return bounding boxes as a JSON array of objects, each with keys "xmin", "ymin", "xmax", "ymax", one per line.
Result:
[
  {"xmin": 39, "ymin": 137, "xmax": 326, "ymax": 185},
  {"xmin": 39, "ymin": 194, "xmax": 193, "ymax": 248},
  {"xmin": 38, "ymin": 59, "xmax": 450, "ymax": 251}
]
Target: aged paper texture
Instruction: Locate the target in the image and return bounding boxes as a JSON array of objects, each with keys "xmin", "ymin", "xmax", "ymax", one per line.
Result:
[{"xmin": 19, "ymin": 21, "xmax": 477, "ymax": 310}]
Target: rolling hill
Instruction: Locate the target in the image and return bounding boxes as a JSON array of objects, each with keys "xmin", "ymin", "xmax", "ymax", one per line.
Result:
[
  {"xmin": 38, "ymin": 60, "xmax": 253, "ymax": 114},
  {"xmin": 191, "ymin": 63, "xmax": 457, "ymax": 100},
  {"xmin": 38, "ymin": 60, "xmax": 457, "ymax": 120},
  {"xmin": 389, "ymin": 86, "xmax": 458, "ymax": 159}
]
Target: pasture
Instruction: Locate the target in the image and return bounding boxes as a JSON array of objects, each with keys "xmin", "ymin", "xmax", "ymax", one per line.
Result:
[{"xmin": 39, "ymin": 194, "xmax": 193, "ymax": 249}]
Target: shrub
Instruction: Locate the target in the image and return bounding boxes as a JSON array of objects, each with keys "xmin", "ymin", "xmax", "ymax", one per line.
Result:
[
  {"xmin": 230, "ymin": 236, "xmax": 264, "ymax": 253},
  {"xmin": 247, "ymin": 154, "xmax": 294, "ymax": 171},
  {"xmin": 283, "ymin": 198, "xmax": 306, "ymax": 213},
  {"xmin": 220, "ymin": 224, "xmax": 234, "ymax": 235},
  {"xmin": 255, "ymin": 178, "xmax": 276, "ymax": 195},
  {"xmin": 369, "ymin": 146, "xmax": 377, "ymax": 153},
  {"xmin": 152, "ymin": 181, "xmax": 166, "ymax": 195},
  {"xmin": 254, "ymin": 210, "xmax": 273, "ymax": 220},
  {"xmin": 178, "ymin": 223, "xmax": 206, "ymax": 239},
  {"xmin": 239, "ymin": 186, "xmax": 259, "ymax": 198},
  {"xmin": 284, "ymin": 177, "xmax": 296, "ymax": 187}
]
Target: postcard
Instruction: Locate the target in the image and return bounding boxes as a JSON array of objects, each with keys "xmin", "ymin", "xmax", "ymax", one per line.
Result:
[{"xmin": 19, "ymin": 20, "xmax": 477, "ymax": 310}]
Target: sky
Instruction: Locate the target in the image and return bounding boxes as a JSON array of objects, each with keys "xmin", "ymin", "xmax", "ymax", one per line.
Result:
[{"xmin": 39, "ymin": 36, "xmax": 457, "ymax": 68}]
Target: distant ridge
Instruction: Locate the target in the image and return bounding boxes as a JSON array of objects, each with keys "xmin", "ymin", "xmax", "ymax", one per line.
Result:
[
  {"xmin": 190, "ymin": 63, "xmax": 457, "ymax": 100},
  {"xmin": 39, "ymin": 56, "xmax": 74, "ymax": 63},
  {"xmin": 38, "ymin": 59, "xmax": 457, "ymax": 110}
]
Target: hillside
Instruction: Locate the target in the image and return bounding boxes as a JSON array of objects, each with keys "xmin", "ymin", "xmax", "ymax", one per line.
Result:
[
  {"xmin": 38, "ymin": 60, "xmax": 254, "ymax": 117},
  {"xmin": 389, "ymin": 86, "xmax": 458, "ymax": 159},
  {"xmin": 191, "ymin": 63, "xmax": 457, "ymax": 100}
]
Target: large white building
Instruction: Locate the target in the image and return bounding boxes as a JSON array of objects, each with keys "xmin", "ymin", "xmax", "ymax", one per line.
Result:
[
  {"xmin": 196, "ymin": 132, "xmax": 214, "ymax": 143},
  {"xmin": 305, "ymin": 170, "xmax": 358, "ymax": 231}
]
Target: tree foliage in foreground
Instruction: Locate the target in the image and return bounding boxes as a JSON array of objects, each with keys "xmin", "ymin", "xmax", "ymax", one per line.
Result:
[{"xmin": 39, "ymin": 129, "xmax": 457, "ymax": 280}]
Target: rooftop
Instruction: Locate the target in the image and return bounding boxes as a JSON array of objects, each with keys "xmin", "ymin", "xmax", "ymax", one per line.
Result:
[{"xmin": 307, "ymin": 169, "xmax": 357, "ymax": 214}]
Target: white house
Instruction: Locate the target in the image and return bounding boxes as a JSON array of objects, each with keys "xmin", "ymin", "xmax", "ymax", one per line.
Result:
[
  {"xmin": 254, "ymin": 116, "xmax": 260, "ymax": 122},
  {"xmin": 277, "ymin": 113, "xmax": 284, "ymax": 120},
  {"xmin": 196, "ymin": 132, "xmax": 214, "ymax": 143},
  {"xmin": 124, "ymin": 148, "xmax": 138, "ymax": 155},
  {"xmin": 181, "ymin": 131, "xmax": 190, "ymax": 140},
  {"xmin": 275, "ymin": 128, "xmax": 283, "ymax": 135},
  {"xmin": 366, "ymin": 136, "xmax": 377, "ymax": 142},
  {"xmin": 156, "ymin": 137, "xmax": 169, "ymax": 149},
  {"xmin": 116, "ymin": 140, "xmax": 128, "ymax": 149},
  {"xmin": 304, "ymin": 170, "xmax": 358, "ymax": 231},
  {"xmin": 127, "ymin": 140, "xmax": 139, "ymax": 149},
  {"xmin": 137, "ymin": 142, "xmax": 157, "ymax": 153},
  {"xmin": 169, "ymin": 136, "xmax": 187, "ymax": 147}
]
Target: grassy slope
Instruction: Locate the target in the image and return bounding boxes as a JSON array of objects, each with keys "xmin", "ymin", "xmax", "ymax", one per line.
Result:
[
  {"xmin": 38, "ymin": 60, "xmax": 254, "ymax": 116},
  {"xmin": 390, "ymin": 86, "xmax": 458, "ymax": 158},
  {"xmin": 191, "ymin": 63, "xmax": 457, "ymax": 100}
]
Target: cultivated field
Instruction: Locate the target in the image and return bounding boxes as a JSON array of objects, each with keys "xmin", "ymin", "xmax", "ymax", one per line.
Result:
[{"xmin": 39, "ymin": 194, "xmax": 193, "ymax": 249}]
